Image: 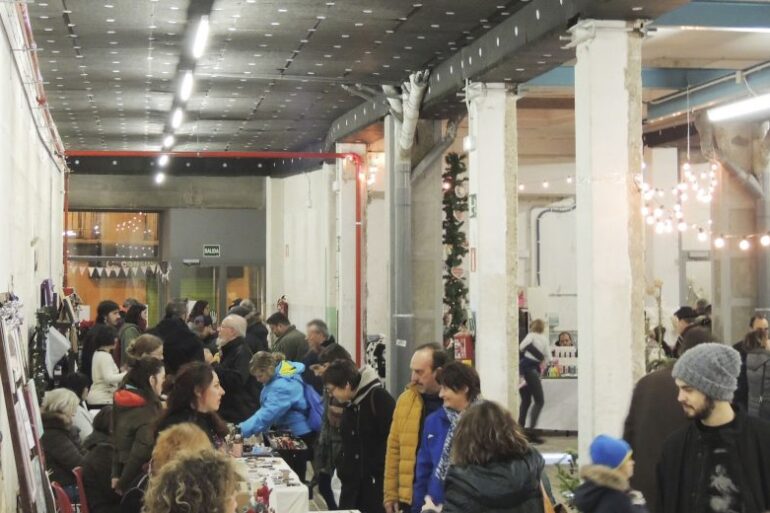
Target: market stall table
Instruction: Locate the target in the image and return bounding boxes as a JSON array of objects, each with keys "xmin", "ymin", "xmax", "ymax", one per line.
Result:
[
  {"xmin": 234, "ymin": 456, "xmax": 308, "ymax": 513},
  {"xmin": 537, "ymin": 378, "xmax": 578, "ymax": 432}
]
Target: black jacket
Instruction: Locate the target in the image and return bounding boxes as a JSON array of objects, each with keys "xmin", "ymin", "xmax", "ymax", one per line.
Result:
[
  {"xmin": 574, "ymin": 465, "xmax": 648, "ymax": 513},
  {"xmin": 657, "ymin": 411, "xmax": 770, "ymax": 513},
  {"xmin": 214, "ymin": 337, "xmax": 261, "ymax": 423},
  {"xmin": 244, "ymin": 321, "xmax": 269, "ymax": 354},
  {"xmin": 437, "ymin": 449, "xmax": 549, "ymax": 513},
  {"xmin": 41, "ymin": 413, "xmax": 85, "ymax": 487},
  {"xmin": 150, "ymin": 317, "xmax": 204, "ymax": 375},
  {"xmin": 734, "ymin": 339, "xmax": 749, "ymax": 411},
  {"xmin": 336, "ymin": 366, "xmax": 395, "ymax": 513},
  {"xmin": 622, "ymin": 365, "xmax": 687, "ymax": 511},
  {"xmin": 82, "ymin": 430, "xmax": 121, "ymax": 513}
]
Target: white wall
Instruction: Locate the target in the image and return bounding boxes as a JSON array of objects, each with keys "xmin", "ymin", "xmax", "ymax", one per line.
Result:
[
  {"xmin": 266, "ymin": 166, "xmax": 336, "ymax": 336},
  {"xmin": 0, "ymin": 6, "xmax": 65, "ymax": 512}
]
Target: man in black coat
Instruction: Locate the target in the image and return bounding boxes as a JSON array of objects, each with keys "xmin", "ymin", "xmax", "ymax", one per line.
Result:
[
  {"xmin": 149, "ymin": 299, "xmax": 204, "ymax": 375},
  {"xmin": 323, "ymin": 359, "xmax": 395, "ymax": 513},
  {"xmin": 207, "ymin": 314, "xmax": 261, "ymax": 423},
  {"xmin": 657, "ymin": 343, "xmax": 770, "ymax": 513}
]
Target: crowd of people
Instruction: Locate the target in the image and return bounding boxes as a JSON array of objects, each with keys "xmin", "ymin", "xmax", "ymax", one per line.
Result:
[{"xmin": 37, "ymin": 295, "xmax": 770, "ymax": 513}]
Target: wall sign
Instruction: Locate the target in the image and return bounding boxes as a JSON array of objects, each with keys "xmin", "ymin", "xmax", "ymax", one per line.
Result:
[
  {"xmin": 203, "ymin": 244, "xmax": 221, "ymax": 258},
  {"xmin": 469, "ymin": 194, "xmax": 477, "ymax": 218}
]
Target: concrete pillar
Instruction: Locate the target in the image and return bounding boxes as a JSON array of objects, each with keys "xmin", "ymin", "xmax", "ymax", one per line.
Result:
[
  {"xmin": 265, "ymin": 177, "xmax": 285, "ymax": 317},
  {"xmin": 572, "ymin": 20, "xmax": 645, "ymax": 460},
  {"xmin": 754, "ymin": 122, "xmax": 770, "ymax": 316},
  {"xmin": 466, "ymin": 83, "xmax": 519, "ymax": 412},
  {"xmin": 336, "ymin": 143, "xmax": 366, "ymax": 361}
]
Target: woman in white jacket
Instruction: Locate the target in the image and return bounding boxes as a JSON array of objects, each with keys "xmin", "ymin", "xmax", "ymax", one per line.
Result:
[{"xmin": 85, "ymin": 325, "xmax": 126, "ymax": 407}]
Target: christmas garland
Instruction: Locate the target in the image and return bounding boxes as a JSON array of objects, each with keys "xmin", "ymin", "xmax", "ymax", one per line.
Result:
[{"xmin": 442, "ymin": 153, "xmax": 469, "ymax": 342}]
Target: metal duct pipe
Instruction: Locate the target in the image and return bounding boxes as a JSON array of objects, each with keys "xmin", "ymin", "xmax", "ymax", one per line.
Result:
[
  {"xmin": 411, "ymin": 117, "xmax": 463, "ymax": 183},
  {"xmin": 382, "ymin": 85, "xmax": 403, "ymax": 120},
  {"xmin": 757, "ymin": 122, "xmax": 770, "ymax": 313},
  {"xmin": 399, "ymin": 70, "xmax": 430, "ymax": 156}
]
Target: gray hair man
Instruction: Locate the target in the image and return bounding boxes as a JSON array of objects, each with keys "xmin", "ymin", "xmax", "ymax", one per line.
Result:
[
  {"xmin": 301, "ymin": 319, "xmax": 335, "ymax": 394},
  {"xmin": 207, "ymin": 314, "xmax": 260, "ymax": 423}
]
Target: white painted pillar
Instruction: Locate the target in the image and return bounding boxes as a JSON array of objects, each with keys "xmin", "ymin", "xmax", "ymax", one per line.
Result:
[
  {"xmin": 466, "ymin": 83, "xmax": 519, "ymax": 412},
  {"xmin": 265, "ymin": 177, "xmax": 285, "ymax": 317},
  {"xmin": 336, "ymin": 143, "xmax": 366, "ymax": 361},
  {"xmin": 573, "ymin": 20, "xmax": 645, "ymax": 460}
]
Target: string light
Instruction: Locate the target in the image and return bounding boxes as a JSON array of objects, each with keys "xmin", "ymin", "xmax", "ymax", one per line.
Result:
[
  {"xmin": 762, "ymin": 234, "xmax": 770, "ymax": 247},
  {"xmin": 714, "ymin": 235, "xmax": 726, "ymax": 249},
  {"xmin": 739, "ymin": 238, "xmax": 751, "ymax": 251}
]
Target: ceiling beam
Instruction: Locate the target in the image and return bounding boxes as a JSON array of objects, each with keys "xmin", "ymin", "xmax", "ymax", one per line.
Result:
[
  {"xmin": 652, "ymin": 1, "xmax": 770, "ymax": 32},
  {"xmin": 522, "ymin": 66, "xmax": 735, "ymax": 90},
  {"xmin": 321, "ymin": 0, "xmax": 592, "ymax": 150},
  {"xmin": 646, "ymin": 61, "xmax": 770, "ymax": 123}
]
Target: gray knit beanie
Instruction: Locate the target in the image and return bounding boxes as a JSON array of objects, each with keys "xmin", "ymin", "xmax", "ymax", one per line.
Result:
[{"xmin": 672, "ymin": 342, "xmax": 741, "ymax": 401}]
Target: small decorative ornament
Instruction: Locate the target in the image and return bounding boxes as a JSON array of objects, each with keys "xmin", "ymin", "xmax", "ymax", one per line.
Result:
[
  {"xmin": 453, "ymin": 210, "xmax": 466, "ymax": 222},
  {"xmin": 454, "ymin": 184, "xmax": 467, "ymax": 198},
  {"xmin": 451, "ymin": 266, "xmax": 464, "ymax": 279}
]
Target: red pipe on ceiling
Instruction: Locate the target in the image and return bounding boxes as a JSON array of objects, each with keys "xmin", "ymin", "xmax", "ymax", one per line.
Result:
[{"xmin": 65, "ymin": 149, "xmax": 366, "ymax": 365}]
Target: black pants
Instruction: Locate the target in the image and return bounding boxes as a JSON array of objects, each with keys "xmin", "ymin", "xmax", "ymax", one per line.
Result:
[
  {"xmin": 282, "ymin": 432, "xmax": 317, "ymax": 484},
  {"xmin": 340, "ymin": 475, "xmax": 385, "ymax": 513},
  {"xmin": 519, "ymin": 367, "xmax": 544, "ymax": 429},
  {"xmin": 316, "ymin": 472, "xmax": 338, "ymax": 509}
]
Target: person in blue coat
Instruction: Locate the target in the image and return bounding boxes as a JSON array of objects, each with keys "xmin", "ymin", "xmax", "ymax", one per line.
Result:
[
  {"xmin": 412, "ymin": 362, "xmax": 482, "ymax": 513},
  {"xmin": 239, "ymin": 351, "xmax": 316, "ymax": 482}
]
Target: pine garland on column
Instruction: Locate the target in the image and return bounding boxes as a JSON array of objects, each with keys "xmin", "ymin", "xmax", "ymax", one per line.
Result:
[{"xmin": 442, "ymin": 152, "xmax": 469, "ymax": 342}]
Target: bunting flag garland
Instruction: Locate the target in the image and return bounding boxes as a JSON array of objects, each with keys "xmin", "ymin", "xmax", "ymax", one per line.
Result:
[{"xmin": 68, "ymin": 261, "xmax": 165, "ymax": 279}]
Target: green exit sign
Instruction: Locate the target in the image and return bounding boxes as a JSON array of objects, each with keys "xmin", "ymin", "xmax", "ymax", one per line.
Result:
[{"xmin": 203, "ymin": 244, "xmax": 221, "ymax": 257}]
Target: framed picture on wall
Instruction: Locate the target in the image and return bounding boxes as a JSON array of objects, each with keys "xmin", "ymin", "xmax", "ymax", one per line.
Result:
[{"xmin": 3, "ymin": 319, "xmax": 26, "ymax": 385}]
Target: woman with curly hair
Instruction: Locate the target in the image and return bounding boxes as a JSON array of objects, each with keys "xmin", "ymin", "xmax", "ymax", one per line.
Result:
[
  {"xmin": 143, "ymin": 449, "xmax": 240, "ymax": 513},
  {"xmin": 422, "ymin": 401, "xmax": 554, "ymax": 513}
]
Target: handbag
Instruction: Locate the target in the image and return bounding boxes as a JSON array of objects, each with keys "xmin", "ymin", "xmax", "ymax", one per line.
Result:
[{"xmin": 541, "ymin": 482, "xmax": 556, "ymax": 513}]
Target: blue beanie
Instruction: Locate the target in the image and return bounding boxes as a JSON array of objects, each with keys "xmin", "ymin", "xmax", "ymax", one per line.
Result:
[{"xmin": 590, "ymin": 435, "xmax": 632, "ymax": 469}]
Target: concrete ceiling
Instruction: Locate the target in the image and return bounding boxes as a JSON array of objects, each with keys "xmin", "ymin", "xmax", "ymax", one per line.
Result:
[{"xmin": 28, "ymin": 0, "xmax": 690, "ymax": 168}]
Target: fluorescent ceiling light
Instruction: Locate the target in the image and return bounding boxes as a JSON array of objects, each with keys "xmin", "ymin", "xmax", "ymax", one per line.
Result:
[
  {"xmin": 163, "ymin": 134, "xmax": 174, "ymax": 148},
  {"xmin": 192, "ymin": 16, "xmax": 209, "ymax": 59},
  {"xmin": 158, "ymin": 154, "xmax": 170, "ymax": 167},
  {"xmin": 707, "ymin": 92, "xmax": 770, "ymax": 122},
  {"xmin": 171, "ymin": 108, "xmax": 183, "ymax": 128},
  {"xmin": 179, "ymin": 71, "xmax": 194, "ymax": 101},
  {"xmin": 155, "ymin": 172, "xmax": 166, "ymax": 185}
]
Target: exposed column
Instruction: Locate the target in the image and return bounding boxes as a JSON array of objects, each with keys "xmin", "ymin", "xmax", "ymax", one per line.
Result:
[
  {"xmin": 265, "ymin": 177, "xmax": 285, "ymax": 317},
  {"xmin": 385, "ymin": 115, "xmax": 415, "ymax": 393},
  {"xmin": 336, "ymin": 143, "xmax": 366, "ymax": 361},
  {"xmin": 466, "ymin": 83, "xmax": 519, "ymax": 412},
  {"xmin": 573, "ymin": 20, "xmax": 645, "ymax": 459}
]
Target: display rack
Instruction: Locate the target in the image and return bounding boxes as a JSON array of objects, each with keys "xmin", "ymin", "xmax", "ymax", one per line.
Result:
[{"xmin": 0, "ymin": 293, "xmax": 54, "ymax": 513}]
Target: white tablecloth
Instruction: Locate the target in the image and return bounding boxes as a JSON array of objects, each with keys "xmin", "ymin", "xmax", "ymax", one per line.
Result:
[
  {"xmin": 536, "ymin": 378, "xmax": 578, "ymax": 432},
  {"xmin": 235, "ymin": 457, "xmax": 308, "ymax": 513}
]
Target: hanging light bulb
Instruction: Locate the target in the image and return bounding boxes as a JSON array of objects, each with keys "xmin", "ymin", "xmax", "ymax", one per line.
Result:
[
  {"xmin": 675, "ymin": 210, "xmax": 684, "ymax": 219},
  {"xmin": 711, "ymin": 162, "xmax": 718, "ymax": 172},
  {"xmin": 677, "ymin": 221, "xmax": 688, "ymax": 232},
  {"xmin": 655, "ymin": 222, "xmax": 665, "ymax": 234},
  {"xmin": 518, "ymin": 184, "xmax": 525, "ymax": 191},
  {"xmin": 641, "ymin": 206, "xmax": 650, "ymax": 216},
  {"xmin": 653, "ymin": 207, "xmax": 663, "ymax": 218},
  {"xmin": 566, "ymin": 176, "xmax": 573, "ymax": 184},
  {"xmin": 644, "ymin": 190, "xmax": 655, "ymax": 201},
  {"xmin": 681, "ymin": 192, "xmax": 689, "ymax": 202},
  {"xmin": 714, "ymin": 235, "xmax": 726, "ymax": 249},
  {"xmin": 677, "ymin": 182, "xmax": 688, "ymax": 191},
  {"xmin": 697, "ymin": 229, "xmax": 708, "ymax": 242},
  {"xmin": 761, "ymin": 233, "xmax": 770, "ymax": 247},
  {"xmin": 739, "ymin": 238, "xmax": 751, "ymax": 251},
  {"xmin": 646, "ymin": 215, "xmax": 656, "ymax": 225},
  {"xmin": 683, "ymin": 161, "xmax": 691, "ymax": 172},
  {"xmin": 641, "ymin": 182, "xmax": 651, "ymax": 192},
  {"xmin": 656, "ymin": 188, "xmax": 664, "ymax": 198},
  {"xmin": 542, "ymin": 181, "xmax": 550, "ymax": 189}
]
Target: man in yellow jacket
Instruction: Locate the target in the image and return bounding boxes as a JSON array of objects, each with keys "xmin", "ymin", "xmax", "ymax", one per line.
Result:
[{"xmin": 384, "ymin": 343, "xmax": 447, "ymax": 513}]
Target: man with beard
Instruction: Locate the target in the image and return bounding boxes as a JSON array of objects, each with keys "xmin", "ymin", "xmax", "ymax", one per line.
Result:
[
  {"xmin": 206, "ymin": 314, "xmax": 261, "ymax": 423},
  {"xmin": 657, "ymin": 343, "xmax": 770, "ymax": 513}
]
